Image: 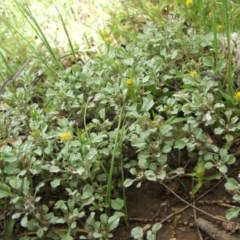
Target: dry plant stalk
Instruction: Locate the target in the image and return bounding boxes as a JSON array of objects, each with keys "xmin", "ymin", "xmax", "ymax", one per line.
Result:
[
  {"xmin": 196, "ymin": 218, "xmax": 239, "ymax": 240},
  {"xmin": 220, "ymin": 32, "xmax": 240, "ymax": 86},
  {"xmin": 0, "ymin": 58, "xmax": 32, "ymax": 97}
]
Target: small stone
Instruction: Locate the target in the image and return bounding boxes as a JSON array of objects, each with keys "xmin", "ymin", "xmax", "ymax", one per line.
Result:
[
  {"xmin": 189, "ymin": 222, "xmax": 194, "ymax": 228},
  {"xmin": 178, "ymin": 227, "xmax": 186, "ymax": 232},
  {"xmin": 183, "ymin": 220, "xmax": 188, "ymax": 226}
]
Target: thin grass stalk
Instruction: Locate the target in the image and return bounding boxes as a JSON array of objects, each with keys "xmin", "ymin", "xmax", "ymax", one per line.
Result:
[
  {"xmin": 6, "ymin": 16, "xmax": 60, "ymax": 77},
  {"xmin": 83, "ymin": 100, "xmax": 89, "ymax": 138},
  {"xmin": 14, "ymin": 1, "xmax": 63, "ymax": 70},
  {"xmin": 54, "ymin": 5, "xmax": 77, "ymax": 62},
  {"xmin": 197, "ymin": 0, "xmax": 205, "ymax": 26},
  {"xmin": 120, "ymin": 0, "xmax": 138, "ymax": 34},
  {"xmin": 83, "ymin": 33, "xmax": 103, "ymax": 56},
  {"xmin": 221, "ymin": 0, "xmax": 233, "ymax": 94},
  {"xmin": 0, "ymin": 51, "xmax": 14, "ymax": 75},
  {"xmin": 105, "ymin": 106, "xmax": 124, "ymax": 213},
  {"xmin": 211, "ymin": 1, "xmax": 218, "ymax": 72},
  {"xmin": 119, "ymin": 126, "xmax": 129, "ymax": 226},
  {"xmin": 8, "ymin": 25, "xmax": 57, "ymax": 76}
]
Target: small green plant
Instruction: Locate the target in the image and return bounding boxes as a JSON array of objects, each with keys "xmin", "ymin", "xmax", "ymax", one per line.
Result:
[
  {"xmin": 131, "ymin": 223, "xmax": 162, "ymax": 240},
  {"xmin": 225, "ymin": 178, "xmax": 240, "ymax": 220},
  {"xmin": 1, "ymin": 0, "xmax": 240, "ymax": 238}
]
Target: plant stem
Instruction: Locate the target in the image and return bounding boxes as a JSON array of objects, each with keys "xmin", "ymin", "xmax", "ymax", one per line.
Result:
[
  {"xmin": 211, "ymin": 1, "xmax": 218, "ymax": 72},
  {"xmin": 55, "ymin": 5, "xmax": 77, "ymax": 62},
  {"xmin": 221, "ymin": 0, "xmax": 233, "ymax": 94},
  {"xmin": 105, "ymin": 105, "xmax": 124, "ymax": 213},
  {"xmin": 119, "ymin": 125, "xmax": 129, "ymax": 226},
  {"xmin": 14, "ymin": 1, "xmax": 63, "ymax": 70}
]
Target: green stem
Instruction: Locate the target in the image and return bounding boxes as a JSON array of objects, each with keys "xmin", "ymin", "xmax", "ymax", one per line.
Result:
[
  {"xmin": 55, "ymin": 5, "xmax": 77, "ymax": 62},
  {"xmin": 83, "ymin": 100, "xmax": 89, "ymax": 138},
  {"xmin": 105, "ymin": 105, "xmax": 124, "ymax": 212},
  {"xmin": 211, "ymin": 1, "xmax": 218, "ymax": 72},
  {"xmin": 119, "ymin": 126, "xmax": 129, "ymax": 226},
  {"xmin": 222, "ymin": 0, "xmax": 233, "ymax": 94},
  {"xmin": 14, "ymin": 1, "xmax": 63, "ymax": 70}
]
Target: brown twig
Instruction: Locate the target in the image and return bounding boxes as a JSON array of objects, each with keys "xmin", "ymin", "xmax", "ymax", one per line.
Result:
[
  {"xmin": 161, "ymin": 181, "xmax": 230, "ymax": 223},
  {"xmin": 196, "ymin": 218, "xmax": 239, "ymax": 240},
  {"xmin": 159, "ymin": 176, "xmax": 225, "ymax": 224},
  {"xmin": 126, "ymin": 168, "xmax": 238, "ymax": 240},
  {"xmin": 159, "ymin": 167, "xmax": 239, "ymax": 224},
  {"xmin": 0, "ymin": 58, "xmax": 32, "ymax": 97}
]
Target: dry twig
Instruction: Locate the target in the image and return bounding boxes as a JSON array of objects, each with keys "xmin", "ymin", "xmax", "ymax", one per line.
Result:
[
  {"xmin": 160, "ymin": 182, "xmax": 229, "ymax": 223},
  {"xmin": 196, "ymin": 218, "xmax": 239, "ymax": 240},
  {"xmin": 0, "ymin": 58, "xmax": 32, "ymax": 97}
]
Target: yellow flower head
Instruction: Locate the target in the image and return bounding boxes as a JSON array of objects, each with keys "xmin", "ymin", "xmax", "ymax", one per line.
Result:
[
  {"xmin": 235, "ymin": 91, "xmax": 240, "ymax": 101},
  {"xmin": 104, "ymin": 37, "xmax": 111, "ymax": 44},
  {"xmin": 194, "ymin": 160, "xmax": 205, "ymax": 178},
  {"xmin": 186, "ymin": 0, "xmax": 193, "ymax": 7},
  {"xmin": 189, "ymin": 70, "xmax": 198, "ymax": 78},
  {"xmin": 217, "ymin": 24, "xmax": 224, "ymax": 31},
  {"xmin": 60, "ymin": 132, "xmax": 72, "ymax": 142},
  {"xmin": 100, "ymin": 29, "xmax": 109, "ymax": 37},
  {"xmin": 126, "ymin": 79, "xmax": 134, "ymax": 86}
]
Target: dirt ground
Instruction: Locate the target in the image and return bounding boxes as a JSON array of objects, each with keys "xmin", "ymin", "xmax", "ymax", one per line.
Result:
[{"xmin": 114, "ymin": 173, "xmax": 240, "ymax": 240}]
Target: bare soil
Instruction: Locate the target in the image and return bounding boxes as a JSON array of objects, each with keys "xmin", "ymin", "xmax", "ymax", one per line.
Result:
[{"xmin": 114, "ymin": 173, "xmax": 240, "ymax": 240}]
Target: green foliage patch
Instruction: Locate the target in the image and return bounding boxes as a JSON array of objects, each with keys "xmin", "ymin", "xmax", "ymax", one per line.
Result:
[{"xmin": 1, "ymin": 0, "xmax": 240, "ymax": 239}]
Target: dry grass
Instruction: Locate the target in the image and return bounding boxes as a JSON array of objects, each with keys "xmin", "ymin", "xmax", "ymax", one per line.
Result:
[{"xmin": 26, "ymin": 0, "xmax": 122, "ymax": 52}]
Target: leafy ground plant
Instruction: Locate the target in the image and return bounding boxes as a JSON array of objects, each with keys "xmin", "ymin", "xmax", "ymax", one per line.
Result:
[{"xmin": 1, "ymin": 0, "xmax": 240, "ymax": 239}]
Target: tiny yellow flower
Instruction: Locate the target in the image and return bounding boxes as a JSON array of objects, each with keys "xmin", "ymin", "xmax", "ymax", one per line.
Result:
[
  {"xmin": 195, "ymin": 167, "xmax": 205, "ymax": 177},
  {"xmin": 217, "ymin": 24, "xmax": 224, "ymax": 31},
  {"xmin": 104, "ymin": 37, "xmax": 111, "ymax": 44},
  {"xmin": 100, "ymin": 29, "xmax": 109, "ymax": 37},
  {"xmin": 126, "ymin": 79, "xmax": 134, "ymax": 86},
  {"xmin": 60, "ymin": 132, "xmax": 72, "ymax": 142},
  {"xmin": 186, "ymin": 0, "xmax": 193, "ymax": 7},
  {"xmin": 194, "ymin": 161, "xmax": 205, "ymax": 178},
  {"xmin": 235, "ymin": 91, "xmax": 240, "ymax": 101},
  {"xmin": 189, "ymin": 70, "xmax": 198, "ymax": 78}
]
